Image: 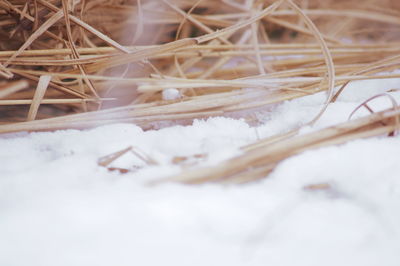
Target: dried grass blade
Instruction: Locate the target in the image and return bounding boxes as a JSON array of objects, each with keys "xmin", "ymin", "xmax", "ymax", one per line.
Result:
[
  {"xmin": 27, "ymin": 75, "xmax": 51, "ymax": 121},
  {"xmin": 0, "ymin": 80, "xmax": 29, "ymax": 99},
  {"xmin": 285, "ymin": 0, "xmax": 335, "ymax": 125},
  {"xmin": 131, "ymin": 0, "xmax": 144, "ymax": 44},
  {"xmin": 82, "ymin": 38, "xmax": 197, "ymax": 73},
  {"xmin": 0, "ymin": 63, "xmax": 14, "ymax": 79},
  {"xmin": 98, "ymin": 146, "xmax": 133, "ymax": 167}
]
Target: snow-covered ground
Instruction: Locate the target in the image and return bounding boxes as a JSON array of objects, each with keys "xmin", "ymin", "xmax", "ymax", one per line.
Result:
[{"xmin": 1, "ymin": 77, "xmax": 400, "ymax": 266}]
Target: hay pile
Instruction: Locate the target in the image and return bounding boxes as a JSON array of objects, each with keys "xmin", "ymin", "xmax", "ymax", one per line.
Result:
[{"xmin": 1, "ymin": 0, "xmax": 400, "ymax": 183}]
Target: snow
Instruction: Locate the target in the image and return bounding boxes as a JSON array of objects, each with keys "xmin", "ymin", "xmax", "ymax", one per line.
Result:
[
  {"xmin": 162, "ymin": 88, "xmax": 182, "ymax": 100},
  {"xmin": 1, "ymin": 76, "xmax": 400, "ymax": 266}
]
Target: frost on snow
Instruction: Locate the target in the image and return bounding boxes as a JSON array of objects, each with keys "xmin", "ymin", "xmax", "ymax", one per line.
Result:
[{"xmin": 1, "ymin": 78, "xmax": 400, "ymax": 266}]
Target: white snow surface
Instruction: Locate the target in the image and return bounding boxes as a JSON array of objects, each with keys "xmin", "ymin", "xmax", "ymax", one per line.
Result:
[
  {"xmin": 162, "ymin": 88, "xmax": 182, "ymax": 101},
  {"xmin": 1, "ymin": 77, "xmax": 400, "ymax": 266}
]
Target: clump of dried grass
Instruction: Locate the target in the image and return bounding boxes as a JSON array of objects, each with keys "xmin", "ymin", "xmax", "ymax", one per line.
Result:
[{"xmin": 1, "ymin": 0, "xmax": 400, "ymax": 183}]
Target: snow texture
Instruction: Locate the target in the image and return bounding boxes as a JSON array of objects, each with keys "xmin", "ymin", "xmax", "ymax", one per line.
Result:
[{"xmin": 1, "ymin": 77, "xmax": 400, "ymax": 266}]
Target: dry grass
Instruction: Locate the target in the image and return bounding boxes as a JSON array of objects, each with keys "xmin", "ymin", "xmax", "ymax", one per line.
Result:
[{"xmin": 1, "ymin": 0, "xmax": 400, "ymax": 183}]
